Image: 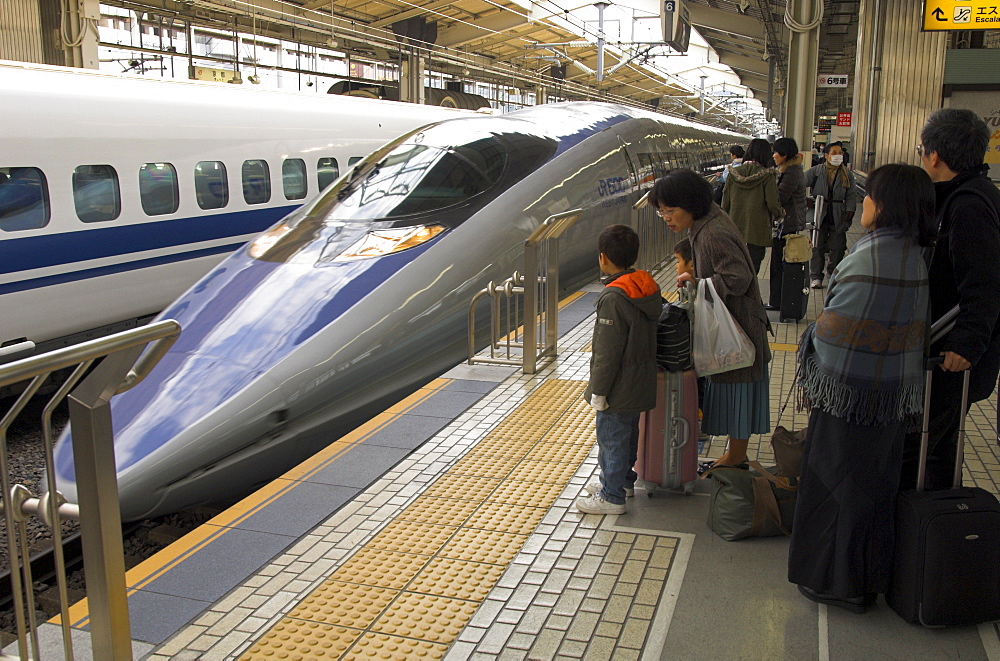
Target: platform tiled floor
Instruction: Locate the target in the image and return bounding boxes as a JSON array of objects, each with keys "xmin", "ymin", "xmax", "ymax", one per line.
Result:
[{"xmin": 135, "ymin": 223, "xmax": 1000, "ymax": 659}]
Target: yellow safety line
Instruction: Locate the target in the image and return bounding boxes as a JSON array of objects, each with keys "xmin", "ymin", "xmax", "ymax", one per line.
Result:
[
  {"xmin": 59, "ymin": 379, "xmax": 454, "ymax": 628},
  {"xmin": 769, "ymin": 343, "xmax": 799, "ymax": 352},
  {"xmin": 240, "ymin": 379, "xmax": 592, "ymax": 660}
]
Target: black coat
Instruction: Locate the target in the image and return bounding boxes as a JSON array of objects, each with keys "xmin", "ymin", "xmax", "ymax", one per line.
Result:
[{"xmin": 929, "ymin": 167, "xmax": 1000, "ymax": 402}]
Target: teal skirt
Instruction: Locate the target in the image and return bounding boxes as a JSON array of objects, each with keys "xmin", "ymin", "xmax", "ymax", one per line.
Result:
[{"xmin": 701, "ymin": 365, "xmax": 771, "ymax": 439}]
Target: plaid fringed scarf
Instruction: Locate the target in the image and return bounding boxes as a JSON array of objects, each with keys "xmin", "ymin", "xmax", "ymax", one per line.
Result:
[{"xmin": 798, "ymin": 228, "xmax": 929, "ymax": 427}]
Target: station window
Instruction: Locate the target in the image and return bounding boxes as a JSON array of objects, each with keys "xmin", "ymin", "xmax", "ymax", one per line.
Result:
[
  {"xmin": 242, "ymin": 159, "xmax": 271, "ymax": 205},
  {"xmin": 0, "ymin": 167, "xmax": 50, "ymax": 231},
  {"xmin": 195, "ymin": 161, "xmax": 228, "ymax": 210},
  {"xmin": 73, "ymin": 165, "xmax": 121, "ymax": 223},
  {"xmin": 282, "ymin": 158, "xmax": 307, "ymax": 200},
  {"xmin": 139, "ymin": 163, "xmax": 180, "ymax": 216},
  {"xmin": 317, "ymin": 157, "xmax": 339, "ymax": 191}
]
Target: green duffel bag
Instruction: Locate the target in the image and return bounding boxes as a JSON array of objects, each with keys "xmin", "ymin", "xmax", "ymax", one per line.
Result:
[{"xmin": 706, "ymin": 461, "xmax": 798, "ymax": 541}]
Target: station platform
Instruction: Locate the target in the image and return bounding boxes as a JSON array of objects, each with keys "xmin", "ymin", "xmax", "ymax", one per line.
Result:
[{"xmin": 31, "ymin": 225, "xmax": 1000, "ymax": 660}]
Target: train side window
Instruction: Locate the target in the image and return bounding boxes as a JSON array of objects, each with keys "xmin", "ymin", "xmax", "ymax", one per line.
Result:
[
  {"xmin": 195, "ymin": 161, "xmax": 228, "ymax": 210},
  {"xmin": 282, "ymin": 158, "xmax": 307, "ymax": 200},
  {"xmin": 73, "ymin": 165, "xmax": 121, "ymax": 223},
  {"xmin": 348, "ymin": 157, "xmax": 361, "ymax": 166},
  {"xmin": 0, "ymin": 167, "xmax": 50, "ymax": 231},
  {"xmin": 139, "ymin": 163, "xmax": 180, "ymax": 216},
  {"xmin": 242, "ymin": 159, "xmax": 271, "ymax": 205},
  {"xmin": 317, "ymin": 157, "xmax": 339, "ymax": 191}
]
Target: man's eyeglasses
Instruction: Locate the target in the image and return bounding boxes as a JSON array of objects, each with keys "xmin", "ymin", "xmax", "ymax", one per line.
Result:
[{"xmin": 916, "ymin": 144, "xmax": 925, "ymax": 157}]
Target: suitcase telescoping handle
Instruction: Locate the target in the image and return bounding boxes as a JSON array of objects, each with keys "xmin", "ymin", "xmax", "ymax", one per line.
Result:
[
  {"xmin": 811, "ymin": 195, "xmax": 825, "ymax": 247},
  {"xmin": 916, "ymin": 304, "xmax": 968, "ymax": 492}
]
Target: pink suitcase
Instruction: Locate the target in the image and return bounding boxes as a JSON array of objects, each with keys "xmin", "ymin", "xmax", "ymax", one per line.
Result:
[{"xmin": 635, "ymin": 369, "xmax": 700, "ymax": 495}]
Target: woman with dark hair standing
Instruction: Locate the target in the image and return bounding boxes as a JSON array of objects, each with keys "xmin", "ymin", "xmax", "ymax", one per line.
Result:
[
  {"xmin": 722, "ymin": 138, "xmax": 782, "ymax": 275},
  {"xmin": 768, "ymin": 137, "xmax": 807, "ymax": 309},
  {"xmin": 651, "ymin": 169, "xmax": 772, "ymax": 469},
  {"xmin": 788, "ymin": 163, "xmax": 935, "ymax": 613}
]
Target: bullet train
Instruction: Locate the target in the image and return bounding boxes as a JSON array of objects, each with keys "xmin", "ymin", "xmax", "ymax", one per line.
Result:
[
  {"xmin": 0, "ymin": 60, "xmax": 464, "ymax": 366},
  {"xmin": 51, "ymin": 100, "xmax": 745, "ymax": 520}
]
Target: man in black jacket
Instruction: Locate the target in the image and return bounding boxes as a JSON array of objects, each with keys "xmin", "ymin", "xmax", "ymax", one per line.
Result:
[{"xmin": 900, "ymin": 108, "xmax": 1000, "ymax": 490}]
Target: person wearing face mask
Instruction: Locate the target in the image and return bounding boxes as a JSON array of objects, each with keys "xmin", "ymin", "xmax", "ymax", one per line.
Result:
[{"xmin": 804, "ymin": 142, "xmax": 857, "ymax": 289}]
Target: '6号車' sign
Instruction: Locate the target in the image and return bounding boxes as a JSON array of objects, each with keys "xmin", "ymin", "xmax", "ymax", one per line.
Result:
[{"xmin": 818, "ymin": 75, "xmax": 849, "ymax": 88}]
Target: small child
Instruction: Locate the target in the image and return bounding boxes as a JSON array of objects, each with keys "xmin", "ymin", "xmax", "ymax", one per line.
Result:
[
  {"xmin": 674, "ymin": 237, "xmax": 694, "ymax": 280},
  {"xmin": 577, "ymin": 225, "xmax": 662, "ymax": 514},
  {"xmin": 674, "ymin": 238, "xmax": 713, "ymax": 457}
]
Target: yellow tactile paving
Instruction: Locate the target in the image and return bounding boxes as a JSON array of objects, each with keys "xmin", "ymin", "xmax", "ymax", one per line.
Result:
[
  {"xmin": 330, "ymin": 549, "xmax": 430, "ymax": 590},
  {"xmin": 489, "ymin": 480, "xmax": 565, "ymax": 508},
  {"xmin": 343, "ymin": 633, "xmax": 449, "ymax": 660},
  {"xmin": 287, "ymin": 581, "xmax": 398, "ymax": 629},
  {"xmin": 408, "ymin": 557, "xmax": 507, "ymax": 601},
  {"xmin": 464, "ymin": 436, "xmax": 538, "ymax": 459},
  {"xmin": 239, "ymin": 379, "xmax": 588, "ymax": 660},
  {"xmin": 366, "ymin": 521, "xmax": 459, "ymax": 555},
  {"xmin": 421, "ymin": 474, "xmax": 500, "ymax": 501},
  {"xmin": 372, "ymin": 593, "xmax": 479, "ymax": 643},
  {"xmin": 448, "ymin": 453, "xmax": 521, "ymax": 479},
  {"xmin": 437, "ymin": 528, "xmax": 529, "ymax": 564},
  {"xmin": 243, "ymin": 619, "xmax": 363, "ymax": 659},
  {"xmin": 524, "ymin": 441, "xmax": 593, "ymax": 464},
  {"xmin": 397, "ymin": 496, "xmax": 481, "ymax": 527},
  {"xmin": 464, "ymin": 501, "xmax": 548, "ymax": 535}
]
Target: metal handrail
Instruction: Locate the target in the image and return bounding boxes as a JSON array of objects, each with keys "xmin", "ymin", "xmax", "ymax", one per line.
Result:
[
  {"xmin": 467, "ymin": 209, "xmax": 584, "ymax": 373},
  {"xmin": 0, "ymin": 319, "xmax": 181, "ymax": 661}
]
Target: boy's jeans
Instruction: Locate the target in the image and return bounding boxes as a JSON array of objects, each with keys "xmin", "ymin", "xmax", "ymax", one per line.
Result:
[{"xmin": 596, "ymin": 410, "xmax": 640, "ymax": 505}]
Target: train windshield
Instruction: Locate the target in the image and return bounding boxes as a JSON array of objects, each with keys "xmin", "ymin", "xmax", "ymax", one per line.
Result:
[{"xmin": 327, "ymin": 124, "xmax": 507, "ymax": 220}]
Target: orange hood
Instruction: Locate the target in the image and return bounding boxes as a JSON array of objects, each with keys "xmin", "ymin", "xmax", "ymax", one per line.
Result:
[{"xmin": 607, "ymin": 269, "xmax": 659, "ymax": 299}]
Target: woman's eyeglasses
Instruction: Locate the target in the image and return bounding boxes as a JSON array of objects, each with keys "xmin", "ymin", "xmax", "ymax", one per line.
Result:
[{"xmin": 656, "ymin": 207, "xmax": 676, "ymax": 218}]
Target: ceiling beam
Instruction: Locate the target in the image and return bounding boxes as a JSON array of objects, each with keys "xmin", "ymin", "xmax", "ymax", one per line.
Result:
[
  {"xmin": 370, "ymin": 0, "xmax": 456, "ymax": 28},
  {"xmin": 437, "ymin": 11, "xmax": 530, "ymax": 48},
  {"xmin": 687, "ymin": 4, "xmax": 766, "ymax": 42},
  {"xmin": 717, "ymin": 52, "xmax": 770, "ymax": 78}
]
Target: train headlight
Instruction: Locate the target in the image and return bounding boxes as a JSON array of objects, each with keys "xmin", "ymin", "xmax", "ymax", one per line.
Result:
[{"xmin": 331, "ymin": 224, "xmax": 445, "ymax": 262}]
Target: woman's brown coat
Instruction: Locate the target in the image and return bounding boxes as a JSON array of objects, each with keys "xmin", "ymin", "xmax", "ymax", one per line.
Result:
[{"xmin": 688, "ymin": 203, "xmax": 772, "ymax": 383}]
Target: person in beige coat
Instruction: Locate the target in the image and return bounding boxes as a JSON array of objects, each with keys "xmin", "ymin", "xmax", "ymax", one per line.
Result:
[{"xmin": 651, "ymin": 169, "xmax": 772, "ymax": 468}]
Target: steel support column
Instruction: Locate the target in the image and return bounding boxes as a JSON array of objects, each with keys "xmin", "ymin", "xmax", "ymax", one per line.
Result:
[
  {"xmin": 852, "ymin": 0, "xmax": 946, "ymax": 171},
  {"xmin": 784, "ymin": 0, "xmax": 821, "ymax": 157},
  {"xmin": 63, "ymin": 0, "xmax": 101, "ymax": 68},
  {"xmin": 400, "ymin": 51, "xmax": 426, "ymax": 104}
]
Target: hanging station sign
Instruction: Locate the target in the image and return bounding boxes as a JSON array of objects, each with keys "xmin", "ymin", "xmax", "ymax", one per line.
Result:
[
  {"xmin": 923, "ymin": 0, "xmax": 1000, "ymax": 30},
  {"xmin": 817, "ymin": 74, "xmax": 849, "ymax": 88}
]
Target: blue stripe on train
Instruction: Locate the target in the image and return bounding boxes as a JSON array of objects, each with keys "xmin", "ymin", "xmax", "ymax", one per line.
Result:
[
  {"xmin": 1, "ymin": 204, "xmax": 298, "ymax": 274},
  {"xmin": 0, "ymin": 242, "xmax": 248, "ymax": 295}
]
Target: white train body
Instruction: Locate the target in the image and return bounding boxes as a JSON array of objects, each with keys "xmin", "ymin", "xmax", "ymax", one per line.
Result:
[{"xmin": 0, "ymin": 61, "xmax": 462, "ymax": 357}]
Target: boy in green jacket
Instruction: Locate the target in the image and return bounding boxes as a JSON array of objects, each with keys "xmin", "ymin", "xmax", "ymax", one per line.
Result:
[{"xmin": 578, "ymin": 225, "xmax": 662, "ymax": 515}]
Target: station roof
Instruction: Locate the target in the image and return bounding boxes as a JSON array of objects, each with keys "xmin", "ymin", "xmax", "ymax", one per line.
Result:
[{"xmin": 102, "ymin": 0, "xmax": 860, "ymax": 130}]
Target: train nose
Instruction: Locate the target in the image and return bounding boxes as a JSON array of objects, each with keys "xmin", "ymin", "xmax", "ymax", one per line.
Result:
[{"xmin": 52, "ymin": 352, "xmax": 289, "ymax": 519}]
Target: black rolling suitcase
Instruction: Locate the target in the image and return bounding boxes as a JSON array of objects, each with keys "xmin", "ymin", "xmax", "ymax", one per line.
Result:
[
  {"xmin": 886, "ymin": 349, "xmax": 1000, "ymax": 626},
  {"xmin": 779, "ymin": 261, "xmax": 808, "ymax": 323}
]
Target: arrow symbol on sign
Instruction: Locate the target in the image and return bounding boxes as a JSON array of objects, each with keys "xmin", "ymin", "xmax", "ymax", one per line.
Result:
[{"xmin": 932, "ymin": 7, "xmax": 946, "ymax": 21}]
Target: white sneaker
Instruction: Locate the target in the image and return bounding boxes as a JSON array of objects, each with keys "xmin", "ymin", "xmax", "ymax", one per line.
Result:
[
  {"xmin": 585, "ymin": 481, "xmax": 634, "ymax": 498},
  {"xmin": 575, "ymin": 494, "xmax": 626, "ymax": 515},
  {"xmin": 810, "ymin": 278, "xmax": 823, "ymax": 289}
]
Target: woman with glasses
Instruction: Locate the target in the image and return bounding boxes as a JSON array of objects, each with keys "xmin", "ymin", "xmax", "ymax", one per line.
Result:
[
  {"xmin": 788, "ymin": 163, "xmax": 934, "ymax": 613},
  {"xmin": 651, "ymin": 169, "xmax": 772, "ymax": 469},
  {"xmin": 721, "ymin": 138, "xmax": 783, "ymax": 276}
]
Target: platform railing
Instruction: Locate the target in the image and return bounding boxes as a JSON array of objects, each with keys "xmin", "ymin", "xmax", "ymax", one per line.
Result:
[
  {"xmin": 468, "ymin": 209, "xmax": 583, "ymax": 373},
  {"xmin": 0, "ymin": 320, "xmax": 181, "ymax": 661}
]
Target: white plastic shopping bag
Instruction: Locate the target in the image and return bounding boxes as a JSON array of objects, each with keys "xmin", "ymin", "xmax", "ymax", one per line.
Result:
[{"xmin": 691, "ymin": 278, "xmax": 756, "ymax": 377}]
